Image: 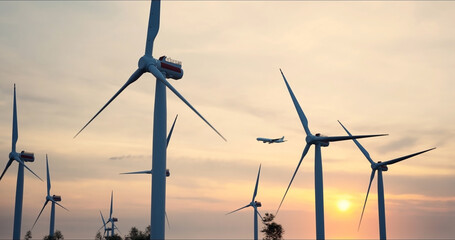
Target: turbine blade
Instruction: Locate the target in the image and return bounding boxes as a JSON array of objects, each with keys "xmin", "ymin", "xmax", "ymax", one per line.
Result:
[
  {"xmin": 110, "ymin": 191, "xmax": 113, "ymax": 219},
  {"xmin": 114, "ymin": 225, "xmax": 122, "ymax": 235},
  {"xmin": 148, "ymin": 64, "xmax": 166, "ymax": 81},
  {"xmin": 379, "ymin": 147, "xmax": 436, "ymax": 166},
  {"xmin": 358, "ymin": 169, "xmax": 376, "ymax": 231},
  {"xmin": 149, "ymin": 65, "xmax": 227, "ymax": 141},
  {"xmin": 165, "ymin": 211, "xmax": 171, "ymax": 229},
  {"xmin": 167, "ymin": 114, "xmax": 178, "ymax": 148},
  {"xmin": 46, "ymin": 155, "xmax": 51, "ymax": 196},
  {"xmin": 252, "ymin": 164, "xmax": 261, "ymax": 202},
  {"xmin": 97, "ymin": 225, "xmax": 105, "ymax": 233},
  {"xmin": 280, "ymin": 69, "xmax": 312, "ymax": 136},
  {"xmin": 100, "ymin": 210, "xmax": 106, "ymax": 229},
  {"xmin": 98, "ymin": 223, "xmax": 107, "ymax": 233},
  {"xmin": 338, "ymin": 121, "xmax": 375, "ymax": 165},
  {"xmin": 53, "ymin": 200, "xmax": 69, "ymax": 211},
  {"xmin": 120, "ymin": 170, "xmax": 152, "ymax": 175},
  {"xmin": 0, "ymin": 159, "xmax": 14, "ymax": 181},
  {"xmin": 144, "ymin": 0, "xmax": 160, "ymax": 56},
  {"xmin": 15, "ymin": 156, "xmax": 42, "ymax": 181},
  {"xmin": 74, "ymin": 69, "xmax": 144, "ymax": 138},
  {"xmin": 12, "ymin": 84, "xmax": 18, "ymax": 152},
  {"xmin": 257, "ymin": 210, "xmax": 264, "ymax": 222},
  {"xmin": 276, "ymin": 143, "xmax": 311, "ymax": 215},
  {"xmin": 226, "ymin": 204, "xmax": 251, "ymax": 215},
  {"xmin": 320, "ymin": 134, "xmax": 387, "ymax": 142},
  {"xmin": 32, "ymin": 200, "xmax": 49, "ymax": 230}
]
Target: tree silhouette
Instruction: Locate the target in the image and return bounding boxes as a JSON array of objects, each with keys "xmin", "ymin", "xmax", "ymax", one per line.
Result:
[
  {"xmin": 24, "ymin": 230, "xmax": 32, "ymax": 240},
  {"xmin": 105, "ymin": 234, "xmax": 122, "ymax": 240},
  {"xmin": 124, "ymin": 226, "xmax": 150, "ymax": 240},
  {"xmin": 43, "ymin": 230, "xmax": 64, "ymax": 240},
  {"xmin": 95, "ymin": 232, "xmax": 103, "ymax": 240},
  {"xmin": 261, "ymin": 213, "xmax": 284, "ymax": 240}
]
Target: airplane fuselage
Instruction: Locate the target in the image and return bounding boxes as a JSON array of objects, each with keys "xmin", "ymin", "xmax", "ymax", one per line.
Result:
[{"xmin": 256, "ymin": 137, "xmax": 286, "ymax": 144}]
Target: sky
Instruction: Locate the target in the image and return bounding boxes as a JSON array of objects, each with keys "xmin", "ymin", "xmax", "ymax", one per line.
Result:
[{"xmin": 0, "ymin": 1, "xmax": 455, "ymax": 239}]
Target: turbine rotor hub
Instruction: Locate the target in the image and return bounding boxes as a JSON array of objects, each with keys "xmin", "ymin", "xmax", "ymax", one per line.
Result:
[
  {"xmin": 138, "ymin": 55, "xmax": 157, "ymax": 70},
  {"xmin": 306, "ymin": 135, "xmax": 315, "ymax": 144},
  {"xmin": 9, "ymin": 151, "xmax": 17, "ymax": 160},
  {"xmin": 308, "ymin": 133, "xmax": 329, "ymax": 147}
]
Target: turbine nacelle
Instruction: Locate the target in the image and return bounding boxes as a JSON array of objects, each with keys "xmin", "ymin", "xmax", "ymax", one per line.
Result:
[
  {"xmin": 52, "ymin": 195, "xmax": 62, "ymax": 202},
  {"xmin": 306, "ymin": 134, "xmax": 330, "ymax": 147},
  {"xmin": 112, "ymin": 217, "xmax": 118, "ymax": 222},
  {"xmin": 373, "ymin": 161, "xmax": 388, "ymax": 171},
  {"xmin": 20, "ymin": 151, "xmax": 35, "ymax": 162},
  {"xmin": 254, "ymin": 201, "xmax": 262, "ymax": 208},
  {"xmin": 138, "ymin": 55, "xmax": 183, "ymax": 80},
  {"xmin": 158, "ymin": 56, "xmax": 183, "ymax": 80}
]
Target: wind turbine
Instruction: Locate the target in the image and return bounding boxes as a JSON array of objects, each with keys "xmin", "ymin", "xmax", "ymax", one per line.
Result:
[
  {"xmin": 74, "ymin": 1, "xmax": 225, "ymax": 238},
  {"xmin": 276, "ymin": 70, "xmax": 386, "ymax": 240},
  {"xmin": 98, "ymin": 211, "xmax": 110, "ymax": 237},
  {"xmin": 338, "ymin": 121, "xmax": 435, "ymax": 240},
  {"xmin": 99, "ymin": 191, "xmax": 120, "ymax": 237},
  {"xmin": 227, "ymin": 165, "xmax": 263, "ymax": 240},
  {"xmin": 31, "ymin": 155, "xmax": 69, "ymax": 238},
  {"xmin": 121, "ymin": 114, "xmax": 178, "ymax": 177},
  {"xmin": 0, "ymin": 84, "xmax": 42, "ymax": 240},
  {"xmin": 120, "ymin": 114, "xmax": 179, "ymax": 229}
]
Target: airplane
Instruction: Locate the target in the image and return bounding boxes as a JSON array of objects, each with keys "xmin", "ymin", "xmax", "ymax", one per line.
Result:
[{"xmin": 256, "ymin": 136, "xmax": 286, "ymax": 144}]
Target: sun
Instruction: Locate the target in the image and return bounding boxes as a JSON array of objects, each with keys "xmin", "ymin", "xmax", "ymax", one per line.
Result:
[{"xmin": 337, "ymin": 199, "xmax": 351, "ymax": 212}]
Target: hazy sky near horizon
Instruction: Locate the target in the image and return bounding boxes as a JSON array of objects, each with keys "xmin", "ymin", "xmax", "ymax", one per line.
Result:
[{"xmin": 1, "ymin": 1, "xmax": 455, "ymax": 239}]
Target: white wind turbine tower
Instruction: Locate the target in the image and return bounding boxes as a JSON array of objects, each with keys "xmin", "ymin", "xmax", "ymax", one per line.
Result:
[
  {"xmin": 227, "ymin": 165, "xmax": 263, "ymax": 240},
  {"xmin": 74, "ymin": 1, "xmax": 225, "ymax": 238},
  {"xmin": 338, "ymin": 121, "xmax": 435, "ymax": 240},
  {"xmin": 276, "ymin": 70, "xmax": 386, "ymax": 240},
  {"xmin": 31, "ymin": 155, "xmax": 69, "ymax": 238},
  {"xmin": 0, "ymin": 84, "xmax": 42, "ymax": 240}
]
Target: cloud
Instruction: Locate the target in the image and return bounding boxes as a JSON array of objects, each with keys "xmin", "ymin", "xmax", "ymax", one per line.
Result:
[
  {"xmin": 377, "ymin": 136, "xmax": 418, "ymax": 153},
  {"xmin": 109, "ymin": 154, "xmax": 150, "ymax": 161},
  {"xmin": 169, "ymin": 196, "xmax": 222, "ymax": 203}
]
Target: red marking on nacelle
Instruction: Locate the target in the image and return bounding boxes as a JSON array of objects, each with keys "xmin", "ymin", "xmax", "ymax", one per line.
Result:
[{"xmin": 161, "ymin": 62, "xmax": 182, "ymax": 73}]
